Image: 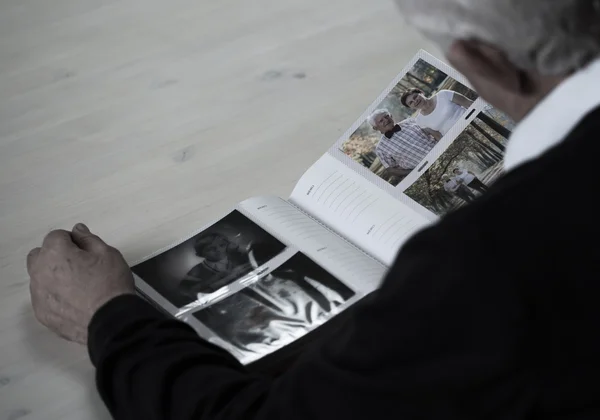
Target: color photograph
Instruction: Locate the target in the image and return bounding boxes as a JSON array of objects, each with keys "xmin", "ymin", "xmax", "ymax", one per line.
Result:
[
  {"xmin": 132, "ymin": 210, "xmax": 286, "ymax": 308},
  {"xmin": 340, "ymin": 59, "xmax": 478, "ymax": 186},
  {"xmin": 403, "ymin": 107, "xmax": 515, "ymax": 216}
]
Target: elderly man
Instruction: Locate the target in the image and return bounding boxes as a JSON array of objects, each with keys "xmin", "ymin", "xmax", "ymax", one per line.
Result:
[
  {"xmin": 368, "ymin": 109, "xmax": 440, "ymax": 171},
  {"xmin": 27, "ymin": 1, "xmax": 600, "ymax": 419}
]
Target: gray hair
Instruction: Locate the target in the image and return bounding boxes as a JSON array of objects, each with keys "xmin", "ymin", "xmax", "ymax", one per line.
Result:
[
  {"xmin": 394, "ymin": 0, "xmax": 600, "ymax": 74},
  {"xmin": 368, "ymin": 109, "xmax": 391, "ymax": 127}
]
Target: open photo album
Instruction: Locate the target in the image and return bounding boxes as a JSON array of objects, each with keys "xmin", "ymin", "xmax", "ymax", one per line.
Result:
[{"xmin": 132, "ymin": 50, "xmax": 515, "ymax": 370}]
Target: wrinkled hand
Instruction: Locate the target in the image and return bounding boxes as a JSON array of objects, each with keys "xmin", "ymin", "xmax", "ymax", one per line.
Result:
[{"xmin": 27, "ymin": 224, "xmax": 135, "ymax": 344}]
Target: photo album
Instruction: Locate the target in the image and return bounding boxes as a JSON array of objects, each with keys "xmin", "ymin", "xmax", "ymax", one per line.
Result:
[{"xmin": 132, "ymin": 50, "xmax": 515, "ymax": 371}]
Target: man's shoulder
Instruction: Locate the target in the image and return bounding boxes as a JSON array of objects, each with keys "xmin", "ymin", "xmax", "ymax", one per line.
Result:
[
  {"xmin": 400, "ymin": 119, "xmax": 426, "ymax": 135},
  {"xmin": 441, "ymin": 129, "xmax": 598, "ymax": 238},
  {"xmin": 400, "ymin": 118, "xmax": 417, "ymax": 126}
]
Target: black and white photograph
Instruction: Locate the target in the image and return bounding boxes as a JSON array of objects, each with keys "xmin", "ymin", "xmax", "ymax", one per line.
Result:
[
  {"xmin": 132, "ymin": 210, "xmax": 287, "ymax": 308},
  {"xmin": 403, "ymin": 107, "xmax": 515, "ymax": 216},
  {"xmin": 192, "ymin": 252, "xmax": 355, "ymax": 362},
  {"xmin": 340, "ymin": 59, "xmax": 478, "ymax": 186}
]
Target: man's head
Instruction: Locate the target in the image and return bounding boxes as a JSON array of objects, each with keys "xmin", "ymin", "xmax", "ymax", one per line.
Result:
[
  {"xmin": 194, "ymin": 233, "xmax": 234, "ymax": 262},
  {"xmin": 368, "ymin": 109, "xmax": 397, "ymax": 134},
  {"xmin": 452, "ymin": 168, "xmax": 462, "ymax": 175},
  {"xmin": 441, "ymin": 175, "xmax": 450, "ymax": 183},
  {"xmin": 401, "ymin": 88, "xmax": 427, "ymax": 110},
  {"xmin": 394, "ymin": 0, "xmax": 600, "ymax": 121}
]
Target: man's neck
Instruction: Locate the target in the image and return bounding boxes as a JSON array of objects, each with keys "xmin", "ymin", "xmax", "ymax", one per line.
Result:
[
  {"xmin": 422, "ymin": 97, "xmax": 436, "ymax": 115},
  {"xmin": 383, "ymin": 124, "xmax": 401, "ymax": 139},
  {"xmin": 504, "ymin": 57, "xmax": 600, "ymax": 171},
  {"xmin": 510, "ymin": 73, "xmax": 567, "ymax": 122}
]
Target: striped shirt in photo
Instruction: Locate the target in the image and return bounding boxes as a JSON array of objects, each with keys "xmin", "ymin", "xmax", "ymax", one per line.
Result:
[{"xmin": 375, "ymin": 119, "xmax": 437, "ymax": 170}]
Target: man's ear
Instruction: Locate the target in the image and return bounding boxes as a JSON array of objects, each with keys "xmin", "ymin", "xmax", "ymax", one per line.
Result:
[
  {"xmin": 446, "ymin": 39, "xmax": 542, "ymax": 121},
  {"xmin": 447, "ymin": 40, "xmax": 524, "ymax": 94}
]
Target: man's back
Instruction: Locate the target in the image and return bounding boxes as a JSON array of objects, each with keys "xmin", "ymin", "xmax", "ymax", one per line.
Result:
[
  {"xmin": 82, "ymin": 107, "xmax": 600, "ymax": 420},
  {"xmin": 349, "ymin": 106, "xmax": 600, "ymax": 418}
]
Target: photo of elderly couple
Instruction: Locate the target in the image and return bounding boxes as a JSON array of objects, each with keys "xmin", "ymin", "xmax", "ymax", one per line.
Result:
[
  {"xmin": 403, "ymin": 107, "xmax": 515, "ymax": 216},
  {"xmin": 341, "ymin": 59, "xmax": 478, "ymax": 186}
]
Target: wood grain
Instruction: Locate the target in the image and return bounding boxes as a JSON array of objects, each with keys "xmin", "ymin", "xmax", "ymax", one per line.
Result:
[{"xmin": 0, "ymin": 0, "xmax": 438, "ymax": 418}]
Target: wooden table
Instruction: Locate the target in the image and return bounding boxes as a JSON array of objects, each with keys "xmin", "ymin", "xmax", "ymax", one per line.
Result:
[{"xmin": 0, "ymin": 1, "xmax": 437, "ymax": 418}]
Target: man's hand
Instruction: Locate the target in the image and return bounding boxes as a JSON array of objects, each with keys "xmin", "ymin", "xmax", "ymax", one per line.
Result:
[
  {"xmin": 422, "ymin": 127, "xmax": 443, "ymax": 141},
  {"xmin": 27, "ymin": 223, "xmax": 135, "ymax": 344},
  {"xmin": 382, "ymin": 166, "xmax": 412, "ymax": 178}
]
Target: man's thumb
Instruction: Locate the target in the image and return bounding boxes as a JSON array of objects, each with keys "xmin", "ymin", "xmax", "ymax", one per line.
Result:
[{"xmin": 71, "ymin": 223, "xmax": 108, "ymax": 252}]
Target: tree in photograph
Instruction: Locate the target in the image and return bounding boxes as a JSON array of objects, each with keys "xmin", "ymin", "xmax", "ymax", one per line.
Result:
[
  {"xmin": 410, "ymin": 59, "xmax": 448, "ymax": 90},
  {"xmin": 404, "ymin": 114, "xmax": 510, "ymax": 216}
]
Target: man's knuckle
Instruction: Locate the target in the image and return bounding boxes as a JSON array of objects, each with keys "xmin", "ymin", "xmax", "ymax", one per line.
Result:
[
  {"xmin": 44, "ymin": 230, "xmax": 70, "ymax": 246},
  {"xmin": 86, "ymin": 235, "xmax": 108, "ymax": 250},
  {"xmin": 30, "ymin": 285, "xmax": 46, "ymax": 305},
  {"xmin": 46, "ymin": 230, "xmax": 65, "ymax": 240},
  {"xmin": 108, "ymin": 245, "xmax": 121, "ymax": 254},
  {"xmin": 29, "ymin": 280, "xmax": 38, "ymax": 293},
  {"xmin": 33, "ymin": 306, "xmax": 43, "ymax": 322},
  {"xmin": 27, "ymin": 247, "xmax": 40, "ymax": 260},
  {"xmin": 32, "ymin": 304, "xmax": 46, "ymax": 324},
  {"xmin": 40, "ymin": 315, "xmax": 54, "ymax": 329},
  {"xmin": 100, "ymin": 244, "xmax": 116, "ymax": 256}
]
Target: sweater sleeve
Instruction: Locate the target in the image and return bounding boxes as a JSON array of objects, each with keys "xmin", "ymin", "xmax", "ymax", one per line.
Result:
[{"xmin": 88, "ymin": 218, "xmax": 533, "ymax": 420}]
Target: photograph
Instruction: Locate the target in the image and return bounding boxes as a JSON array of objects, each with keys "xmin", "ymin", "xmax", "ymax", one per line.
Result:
[
  {"xmin": 193, "ymin": 252, "xmax": 355, "ymax": 362},
  {"xmin": 403, "ymin": 107, "xmax": 515, "ymax": 217},
  {"xmin": 132, "ymin": 210, "xmax": 287, "ymax": 308},
  {"xmin": 340, "ymin": 58, "xmax": 479, "ymax": 186}
]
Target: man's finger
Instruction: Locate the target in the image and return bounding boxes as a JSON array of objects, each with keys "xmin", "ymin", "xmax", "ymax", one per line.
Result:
[
  {"xmin": 71, "ymin": 223, "xmax": 108, "ymax": 253},
  {"xmin": 27, "ymin": 247, "xmax": 41, "ymax": 273},
  {"xmin": 42, "ymin": 230, "xmax": 77, "ymax": 251}
]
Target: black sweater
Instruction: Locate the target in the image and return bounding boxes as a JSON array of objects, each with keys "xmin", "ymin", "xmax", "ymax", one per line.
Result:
[{"xmin": 88, "ymin": 108, "xmax": 600, "ymax": 420}]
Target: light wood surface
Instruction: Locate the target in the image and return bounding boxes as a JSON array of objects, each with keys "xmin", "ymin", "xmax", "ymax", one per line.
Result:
[{"xmin": 0, "ymin": 0, "xmax": 437, "ymax": 418}]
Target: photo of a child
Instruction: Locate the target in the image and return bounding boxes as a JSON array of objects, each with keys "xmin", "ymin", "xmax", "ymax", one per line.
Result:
[{"xmin": 132, "ymin": 210, "xmax": 286, "ymax": 308}]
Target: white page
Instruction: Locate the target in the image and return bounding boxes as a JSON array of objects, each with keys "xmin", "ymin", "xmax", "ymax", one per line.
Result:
[
  {"xmin": 290, "ymin": 154, "xmax": 429, "ymax": 265},
  {"xmin": 239, "ymin": 195, "xmax": 387, "ymax": 293}
]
